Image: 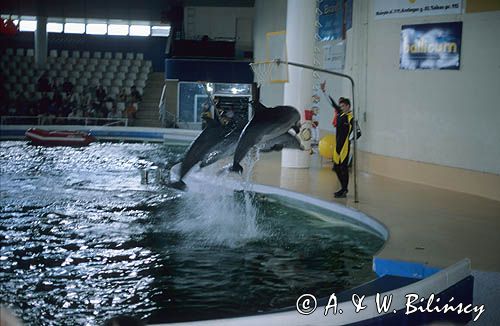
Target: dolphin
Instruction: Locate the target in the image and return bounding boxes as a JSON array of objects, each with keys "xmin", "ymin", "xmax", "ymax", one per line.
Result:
[
  {"xmin": 230, "ymin": 103, "xmax": 301, "ymax": 173},
  {"xmin": 170, "ymin": 118, "xmax": 228, "ymax": 189}
]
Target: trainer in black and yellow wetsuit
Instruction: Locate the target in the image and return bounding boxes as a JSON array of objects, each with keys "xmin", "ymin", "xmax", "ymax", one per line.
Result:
[{"xmin": 333, "ymin": 98, "xmax": 353, "ymax": 198}]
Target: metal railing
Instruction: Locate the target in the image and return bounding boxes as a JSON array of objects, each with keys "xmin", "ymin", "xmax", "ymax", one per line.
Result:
[{"xmin": 0, "ymin": 116, "xmax": 129, "ymax": 126}]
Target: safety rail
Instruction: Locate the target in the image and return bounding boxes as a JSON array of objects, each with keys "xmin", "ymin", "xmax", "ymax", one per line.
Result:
[{"xmin": 0, "ymin": 116, "xmax": 129, "ymax": 126}]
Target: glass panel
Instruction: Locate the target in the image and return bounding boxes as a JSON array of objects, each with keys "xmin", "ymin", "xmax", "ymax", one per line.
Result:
[
  {"xmin": 130, "ymin": 25, "xmax": 150, "ymax": 36},
  {"xmin": 108, "ymin": 24, "xmax": 129, "ymax": 36},
  {"xmin": 19, "ymin": 20, "xmax": 37, "ymax": 32},
  {"xmin": 64, "ymin": 23, "xmax": 85, "ymax": 34},
  {"xmin": 178, "ymin": 82, "xmax": 207, "ymax": 124},
  {"xmin": 86, "ymin": 23, "xmax": 107, "ymax": 35},
  {"xmin": 47, "ymin": 22, "xmax": 63, "ymax": 33},
  {"xmin": 151, "ymin": 25, "xmax": 171, "ymax": 37}
]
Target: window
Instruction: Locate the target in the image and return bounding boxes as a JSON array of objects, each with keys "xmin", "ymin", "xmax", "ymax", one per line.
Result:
[
  {"xmin": 64, "ymin": 23, "xmax": 85, "ymax": 34},
  {"xmin": 151, "ymin": 25, "xmax": 171, "ymax": 37},
  {"xmin": 86, "ymin": 23, "xmax": 107, "ymax": 35},
  {"xmin": 19, "ymin": 20, "xmax": 37, "ymax": 32},
  {"xmin": 108, "ymin": 24, "xmax": 128, "ymax": 36},
  {"xmin": 47, "ymin": 22, "xmax": 63, "ymax": 33},
  {"xmin": 130, "ymin": 25, "xmax": 150, "ymax": 36}
]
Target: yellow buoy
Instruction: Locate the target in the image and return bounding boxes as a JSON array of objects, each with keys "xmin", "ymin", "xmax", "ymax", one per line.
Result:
[{"xmin": 318, "ymin": 134, "xmax": 335, "ymax": 159}]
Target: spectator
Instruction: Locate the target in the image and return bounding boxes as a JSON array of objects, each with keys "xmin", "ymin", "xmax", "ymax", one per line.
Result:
[
  {"xmin": 107, "ymin": 105, "xmax": 122, "ymax": 119},
  {"xmin": 62, "ymin": 79, "xmax": 74, "ymax": 94},
  {"xmin": 96, "ymin": 85, "xmax": 107, "ymax": 103},
  {"xmin": 118, "ymin": 88, "xmax": 127, "ymax": 102},
  {"xmin": 130, "ymin": 85, "xmax": 142, "ymax": 103},
  {"xmin": 37, "ymin": 72, "xmax": 51, "ymax": 92},
  {"xmin": 125, "ymin": 101, "xmax": 137, "ymax": 125}
]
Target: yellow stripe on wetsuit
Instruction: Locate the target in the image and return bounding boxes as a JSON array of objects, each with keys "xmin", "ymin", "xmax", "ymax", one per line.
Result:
[{"xmin": 333, "ymin": 112, "xmax": 352, "ymax": 164}]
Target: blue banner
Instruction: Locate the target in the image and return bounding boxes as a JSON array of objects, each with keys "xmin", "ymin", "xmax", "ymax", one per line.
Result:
[
  {"xmin": 318, "ymin": 0, "xmax": 344, "ymax": 41},
  {"xmin": 400, "ymin": 22, "xmax": 462, "ymax": 70}
]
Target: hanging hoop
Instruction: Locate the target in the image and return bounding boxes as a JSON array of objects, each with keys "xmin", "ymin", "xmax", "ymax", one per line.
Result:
[{"xmin": 250, "ymin": 61, "xmax": 277, "ymax": 87}]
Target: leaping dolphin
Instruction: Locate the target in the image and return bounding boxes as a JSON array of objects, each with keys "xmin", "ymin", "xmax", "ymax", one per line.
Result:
[{"xmin": 229, "ymin": 103, "xmax": 301, "ymax": 173}]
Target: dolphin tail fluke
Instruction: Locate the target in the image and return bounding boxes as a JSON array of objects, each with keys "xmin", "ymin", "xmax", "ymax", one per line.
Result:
[
  {"xmin": 169, "ymin": 180, "xmax": 187, "ymax": 191},
  {"xmin": 229, "ymin": 163, "xmax": 244, "ymax": 174}
]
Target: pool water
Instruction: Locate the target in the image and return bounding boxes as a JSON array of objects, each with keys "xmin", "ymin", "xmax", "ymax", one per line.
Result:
[{"xmin": 0, "ymin": 141, "xmax": 384, "ymax": 325}]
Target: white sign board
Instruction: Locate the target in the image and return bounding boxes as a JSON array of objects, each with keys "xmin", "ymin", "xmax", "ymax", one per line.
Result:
[
  {"xmin": 374, "ymin": 0, "xmax": 463, "ymax": 20},
  {"xmin": 324, "ymin": 41, "xmax": 346, "ymax": 71}
]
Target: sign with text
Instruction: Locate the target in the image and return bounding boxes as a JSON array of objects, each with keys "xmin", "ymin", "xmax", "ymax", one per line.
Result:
[
  {"xmin": 374, "ymin": 0, "xmax": 463, "ymax": 20},
  {"xmin": 318, "ymin": 0, "xmax": 344, "ymax": 41},
  {"xmin": 400, "ymin": 22, "xmax": 462, "ymax": 70}
]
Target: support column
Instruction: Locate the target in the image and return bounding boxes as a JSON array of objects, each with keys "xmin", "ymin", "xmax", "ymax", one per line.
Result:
[
  {"xmin": 281, "ymin": 0, "xmax": 316, "ymax": 168},
  {"xmin": 283, "ymin": 0, "xmax": 316, "ymax": 117},
  {"xmin": 35, "ymin": 16, "xmax": 48, "ymax": 69}
]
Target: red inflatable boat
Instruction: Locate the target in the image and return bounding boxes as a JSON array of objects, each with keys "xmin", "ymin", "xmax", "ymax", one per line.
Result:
[{"xmin": 25, "ymin": 128, "xmax": 96, "ymax": 147}]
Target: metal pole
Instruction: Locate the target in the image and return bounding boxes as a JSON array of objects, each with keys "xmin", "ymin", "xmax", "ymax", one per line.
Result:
[{"xmin": 279, "ymin": 60, "xmax": 359, "ymax": 203}]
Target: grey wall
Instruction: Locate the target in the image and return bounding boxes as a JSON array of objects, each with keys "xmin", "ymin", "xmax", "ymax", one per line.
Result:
[
  {"xmin": 253, "ymin": 0, "xmax": 287, "ymax": 107},
  {"xmin": 316, "ymin": 1, "xmax": 500, "ymax": 175}
]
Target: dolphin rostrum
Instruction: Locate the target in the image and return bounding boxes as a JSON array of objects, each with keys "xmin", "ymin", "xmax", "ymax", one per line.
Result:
[{"xmin": 230, "ymin": 103, "xmax": 301, "ymax": 173}]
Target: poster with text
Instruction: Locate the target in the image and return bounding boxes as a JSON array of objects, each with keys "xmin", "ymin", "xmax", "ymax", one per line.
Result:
[
  {"xmin": 400, "ymin": 22, "xmax": 462, "ymax": 70},
  {"xmin": 374, "ymin": 0, "xmax": 463, "ymax": 20}
]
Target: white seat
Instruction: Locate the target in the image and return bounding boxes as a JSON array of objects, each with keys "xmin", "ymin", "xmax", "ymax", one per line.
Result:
[
  {"xmin": 112, "ymin": 79, "xmax": 123, "ymax": 87},
  {"xmin": 82, "ymin": 51, "xmax": 90, "ymax": 58},
  {"xmin": 7, "ymin": 75, "xmax": 17, "ymax": 83},
  {"xmin": 136, "ymin": 53, "xmax": 144, "ymax": 60},
  {"xmin": 56, "ymin": 76, "xmax": 65, "ymax": 85},
  {"xmin": 101, "ymin": 58, "xmax": 110, "ymax": 66},
  {"xmin": 27, "ymin": 84, "xmax": 36, "ymax": 92},
  {"xmin": 122, "ymin": 59, "xmax": 131, "ymax": 67},
  {"xmin": 60, "ymin": 71, "xmax": 69, "ymax": 78},
  {"xmin": 79, "ymin": 78, "xmax": 89, "ymax": 86},
  {"xmin": 14, "ymin": 83, "xmax": 24, "ymax": 92},
  {"xmin": 115, "ymin": 52, "xmax": 123, "ymax": 59},
  {"xmin": 69, "ymin": 77, "xmax": 76, "ymax": 85},
  {"xmin": 86, "ymin": 64, "xmax": 96, "ymax": 72},
  {"xmin": 126, "ymin": 52, "xmax": 134, "ymax": 60},
  {"xmin": 6, "ymin": 48, "xmax": 14, "ymax": 55},
  {"xmin": 89, "ymin": 58, "xmax": 99, "ymax": 65},
  {"xmin": 93, "ymin": 71, "xmax": 103, "ymax": 79},
  {"xmin": 60, "ymin": 50, "xmax": 69, "ymax": 58},
  {"xmin": 115, "ymin": 72, "xmax": 125, "ymax": 80},
  {"xmin": 67, "ymin": 57, "xmax": 77, "ymax": 65},
  {"xmin": 26, "ymin": 69, "xmax": 35, "ymax": 77},
  {"xmin": 130, "ymin": 66, "xmax": 139, "ymax": 74},
  {"xmin": 72, "ymin": 50, "xmax": 80, "ymax": 58},
  {"xmin": 90, "ymin": 78, "xmax": 100, "ymax": 87},
  {"xmin": 64, "ymin": 63, "xmax": 73, "ymax": 70},
  {"xmin": 138, "ymin": 72, "xmax": 148, "ymax": 80},
  {"xmin": 104, "ymin": 52, "xmax": 112, "ymax": 59},
  {"xmin": 12, "ymin": 56, "xmax": 21, "ymax": 62},
  {"xmin": 124, "ymin": 80, "xmax": 134, "ymax": 87},
  {"xmin": 109, "ymin": 86, "xmax": 119, "ymax": 98},
  {"xmin": 47, "ymin": 92, "xmax": 54, "ymax": 99},
  {"xmin": 16, "ymin": 48, "xmax": 25, "ymax": 56},
  {"xmin": 82, "ymin": 71, "xmax": 92, "ymax": 79},
  {"xmin": 71, "ymin": 71, "xmax": 81, "ymax": 79},
  {"xmin": 96, "ymin": 65, "xmax": 107, "ymax": 73},
  {"xmin": 144, "ymin": 61, "xmax": 152, "ymax": 68},
  {"xmin": 109, "ymin": 59, "xmax": 120, "ymax": 66},
  {"xmin": 49, "ymin": 49, "xmax": 58, "ymax": 57},
  {"xmin": 132, "ymin": 59, "xmax": 142, "ymax": 67},
  {"xmin": 93, "ymin": 51, "xmax": 102, "ymax": 59},
  {"xmin": 107, "ymin": 65, "xmax": 117, "ymax": 73},
  {"xmin": 75, "ymin": 85, "xmax": 84, "ymax": 93},
  {"xmin": 140, "ymin": 66, "xmax": 150, "ymax": 74},
  {"xmin": 117, "ymin": 102, "xmax": 125, "ymax": 111},
  {"xmin": 102, "ymin": 78, "xmax": 111, "ymax": 87},
  {"xmin": 136, "ymin": 80, "xmax": 146, "ymax": 88},
  {"xmin": 20, "ymin": 76, "xmax": 30, "ymax": 84},
  {"xmin": 34, "ymin": 91, "xmax": 42, "ymax": 100},
  {"xmin": 126, "ymin": 72, "xmax": 137, "ymax": 80},
  {"xmin": 119, "ymin": 66, "xmax": 128, "ymax": 73},
  {"xmin": 104, "ymin": 72, "xmax": 114, "ymax": 79},
  {"xmin": 52, "ymin": 62, "xmax": 62, "ymax": 70},
  {"xmin": 79, "ymin": 58, "xmax": 89, "ymax": 65},
  {"xmin": 14, "ymin": 69, "xmax": 23, "ymax": 77},
  {"xmin": 26, "ymin": 48, "xmax": 34, "ymax": 56},
  {"xmin": 75, "ymin": 64, "xmax": 85, "ymax": 72}
]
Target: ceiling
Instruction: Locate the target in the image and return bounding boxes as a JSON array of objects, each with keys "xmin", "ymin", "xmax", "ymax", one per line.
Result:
[{"xmin": 0, "ymin": 0, "xmax": 255, "ymax": 21}]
